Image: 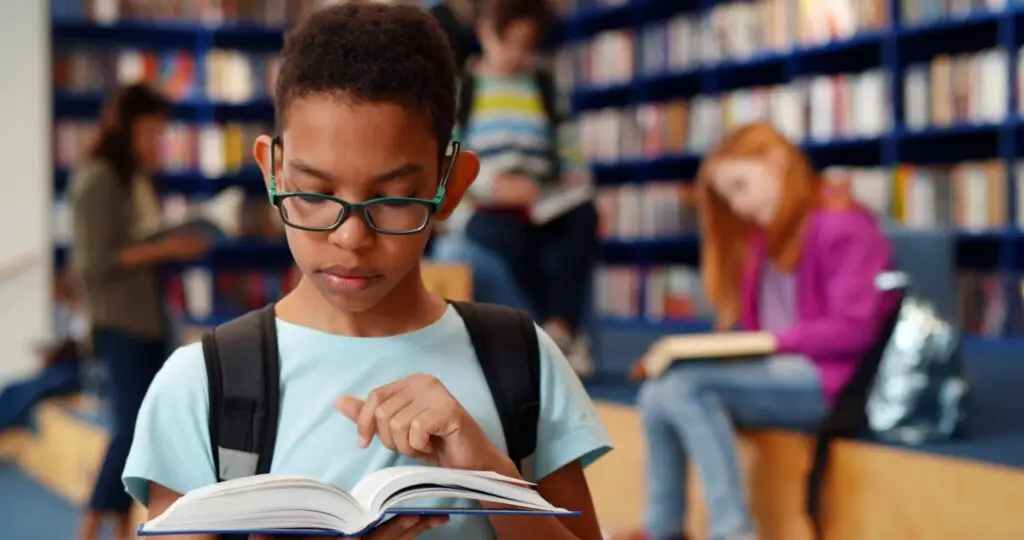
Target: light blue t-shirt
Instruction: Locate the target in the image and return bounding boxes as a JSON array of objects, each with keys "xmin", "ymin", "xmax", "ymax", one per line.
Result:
[{"xmin": 122, "ymin": 305, "xmax": 612, "ymax": 539}]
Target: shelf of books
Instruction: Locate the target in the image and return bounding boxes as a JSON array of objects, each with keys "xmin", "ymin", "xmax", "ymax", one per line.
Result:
[
  {"xmin": 49, "ymin": 1, "xmax": 337, "ymax": 328},
  {"xmin": 551, "ymin": 0, "xmax": 1024, "ymax": 367}
]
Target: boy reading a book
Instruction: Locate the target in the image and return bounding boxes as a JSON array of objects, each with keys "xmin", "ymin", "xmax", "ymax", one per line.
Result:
[
  {"xmin": 122, "ymin": 2, "xmax": 611, "ymax": 539},
  {"xmin": 452, "ymin": 0, "xmax": 598, "ymax": 361}
]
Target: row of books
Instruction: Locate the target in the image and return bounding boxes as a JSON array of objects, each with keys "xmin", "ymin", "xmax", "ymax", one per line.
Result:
[
  {"xmin": 54, "ymin": 49, "xmax": 279, "ymax": 104},
  {"xmin": 901, "ymin": 0, "xmax": 1009, "ymax": 25},
  {"xmin": 592, "ymin": 159, "xmax": 1021, "ymax": 241},
  {"xmin": 835, "ymin": 161, "xmax": 1014, "ymax": 231},
  {"xmin": 164, "ymin": 267, "xmax": 300, "ymax": 321},
  {"xmin": 554, "ymin": 0, "xmax": 887, "ymax": 89},
  {"xmin": 596, "ymin": 182, "xmax": 699, "ymax": 240},
  {"xmin": 904, "ymin": 49, "xmax": 1009, "ymax": 130},
  {"xmin": 959, "ymin": 271, "xmax": 1007, "ymax": 337},
  {"xmin": 51, "ymin": 193, "xmax": 283, "ymax": 248},
  {"xmin": 54, "ymin": 120, "xmax": 271, "ymax": 178},
  {"xmin": 52, "ymin": 0, "xmax": 338, "ymax": 25},
  {"xmin": 595, "ymin": 265, "xmax": 710, "ymax": 322},
  {"xmin": 596, "ymin": 264, "xmax": 1013, "ymax": 339},
  {"xmin": 576, "ymin": 70, "xmax": 890, "ymax": 162}
]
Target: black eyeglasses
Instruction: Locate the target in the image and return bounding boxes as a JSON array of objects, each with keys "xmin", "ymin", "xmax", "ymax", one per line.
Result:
[{"xmin": 267, "ymin": 137, "xmax": 460, "ymax": 235}]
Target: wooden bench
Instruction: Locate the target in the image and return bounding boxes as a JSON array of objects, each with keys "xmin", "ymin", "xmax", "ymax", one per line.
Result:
[
  {"xmin": 420, "ymin": 262, "xmax": 472, "ymax": 302},
  {"xmin": 585, "ymin": 403, "xmax": 1024, "ymax": 539}
]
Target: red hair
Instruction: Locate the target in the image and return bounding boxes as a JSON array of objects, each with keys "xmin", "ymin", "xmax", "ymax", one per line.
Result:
[{"xmin": 697, "ymin": 123, "xmax": 825, "ymax": 330}]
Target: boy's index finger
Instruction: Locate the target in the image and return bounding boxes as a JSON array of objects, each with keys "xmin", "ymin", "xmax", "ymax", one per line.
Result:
[{"xmin": 347, "ymin": 378, "xmax": 416, "ymax": 448}]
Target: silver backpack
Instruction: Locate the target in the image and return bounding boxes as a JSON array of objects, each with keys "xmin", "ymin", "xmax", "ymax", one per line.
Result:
[{"xmin": 865, "ymin": 271, "xmax": 969, "ymax": 445}]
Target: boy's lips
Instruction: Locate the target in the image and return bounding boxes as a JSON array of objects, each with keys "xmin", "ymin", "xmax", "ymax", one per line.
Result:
[{"xmin": 317, "ymin": 267, "xmax": 383, "ymax": 292}]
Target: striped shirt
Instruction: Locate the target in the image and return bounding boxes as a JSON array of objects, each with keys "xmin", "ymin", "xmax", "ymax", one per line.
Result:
[
  {"xmin": 459, "ymin": 73, "xmax": 554, "ymax": 201},
  {"xmin": 447, "ymin": 72, "xmax": 591, "ymax": 232}
]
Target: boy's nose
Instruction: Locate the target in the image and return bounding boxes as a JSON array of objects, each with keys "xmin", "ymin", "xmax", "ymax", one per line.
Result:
[{"xmin": 327, "ymin": 212, "xmax": 376, "ymax": 250}]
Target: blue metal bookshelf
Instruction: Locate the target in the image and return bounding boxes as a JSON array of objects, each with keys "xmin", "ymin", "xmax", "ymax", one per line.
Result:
[
  {"xmin": 51, "ymin": 13, "xmax": 293, "ymax": 326},
  {"xmin": 557, "ymin": 1, "xmax": 1024, "ymax": 367}
]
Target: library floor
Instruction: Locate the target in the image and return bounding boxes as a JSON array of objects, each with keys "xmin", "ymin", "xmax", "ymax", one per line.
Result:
[{"xmin": 0, "ymin": 462, "xmax": 85, "ymax": 538}]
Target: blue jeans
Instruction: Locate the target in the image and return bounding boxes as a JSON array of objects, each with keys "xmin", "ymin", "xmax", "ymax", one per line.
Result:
[
  {"xmin": 638, "ymin": 356, "xmax": 826, "ymax": 540},
  {"xmin": 88, "ymin": 328, "xmax": 166, "ymax": 513},
  {"xmin": 465, "ymin": 203, "xmax": 598, "ymax": 333},
  {"xmin": 0, "ymin": 361, "xmax": 80, "ymax": 432}
]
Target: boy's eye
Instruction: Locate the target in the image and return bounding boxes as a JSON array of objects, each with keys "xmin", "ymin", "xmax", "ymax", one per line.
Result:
[
  {"xmin": 374, "ymin": 192, "xmax": 417, "ymax": 201},
  {"xmin": 298, "ymin": 194, "xmax": 331, "ymax": 204},
  {"xmin": 375, "ymin": 198, "xmax": 416, "ymax": 208}
]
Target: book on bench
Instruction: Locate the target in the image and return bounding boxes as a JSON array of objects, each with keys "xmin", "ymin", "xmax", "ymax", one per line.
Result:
[
  {"xmin": 137, "ymin": 465, "xmax": 575, "ymax": 537},
  {"xmin": 530, "ymin": 184, "xmax": 594, "ymax": 225},
  {"xmin": 632, "ymin": 331, "xmax": 777, "ymax": 380}
]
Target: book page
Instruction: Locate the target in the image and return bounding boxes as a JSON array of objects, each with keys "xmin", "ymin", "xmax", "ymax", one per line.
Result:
[
  {"xmin": 639, "ymin": 331, "xmax": 776, "ymax": 378},
  {"xmin": 350, "ymin": 466, "xmax": 549, "ymax": 517},
  {"xmin": 140, "ymin": 475, "xmax": 365, "ymax": 535},
  {"xmin": 530, "ymin": 184, "xmax": 594, "ymax": 225}
]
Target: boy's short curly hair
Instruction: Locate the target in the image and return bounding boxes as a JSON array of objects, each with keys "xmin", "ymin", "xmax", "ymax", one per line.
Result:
[
  {"xmin": 274, "ymin": 1, "xmax": 457, "ymax": 152},
  {"xmin": 478, "ymin": 0, "xmax": 553, "ymax": 36}
]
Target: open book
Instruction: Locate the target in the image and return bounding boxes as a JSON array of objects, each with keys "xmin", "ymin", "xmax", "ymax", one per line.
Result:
[
  {"xmin": 530, "ymin": 184, "xmax": 594, "ymax": 225},
  {"xmin": 632, "ymin": 332, "xmax": 777, "ymax": 379},
  {"xmin": 140, "ymin": 186, "xmax": 246, "ymax": 242},
  {"xmin": 138, "ymin": 465, "xmax": 574, "ymax": 537}
]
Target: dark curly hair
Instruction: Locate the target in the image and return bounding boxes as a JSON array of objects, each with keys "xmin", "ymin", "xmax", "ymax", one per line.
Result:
[
  {"xmin": 478, "ymin": 0, "xmax": 552, "ymax": 36},
  {"xmin": 274, "ymin": 1, "xmax": 457, "ymax": 155}
]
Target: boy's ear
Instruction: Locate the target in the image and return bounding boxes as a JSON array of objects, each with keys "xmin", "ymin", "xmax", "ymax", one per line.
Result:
[
  {"xmin": 253, "ymin": 135, "xmax": 276, "ymax": 194},
  {"xmin": 434, "ymin": 150, "xmax": 480, "ymax": 220}
]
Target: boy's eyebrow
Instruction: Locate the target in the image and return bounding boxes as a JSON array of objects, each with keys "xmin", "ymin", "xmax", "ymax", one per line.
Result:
[{"xmin": 288, "ymin": 160, "xmax": 424, "ymax": 183}]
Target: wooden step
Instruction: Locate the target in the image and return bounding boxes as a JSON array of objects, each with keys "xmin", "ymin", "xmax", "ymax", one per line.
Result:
[
  {"xmin": 0, "ymin": 428, "xmax": 35, "ymax": 462},
  {"xmin": 0, "ymin": 396, "xmax": 148, "ymax": 532},
  {"xmin": 18, "ymin": 396, "xmax": 109, "ymax": 505},
  {"xmin": 586, "ymin": 403, "xmax": 1024, "ymax": 540}
]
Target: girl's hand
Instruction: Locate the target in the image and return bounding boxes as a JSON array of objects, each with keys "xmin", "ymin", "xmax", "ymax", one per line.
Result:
[
  {"xmin": 337, "ymin": 374, "xmax": 515, "ymax": 474},
  {"xmin": 251, "ymin": 514, "xmax": 449, "ymax": 539}
]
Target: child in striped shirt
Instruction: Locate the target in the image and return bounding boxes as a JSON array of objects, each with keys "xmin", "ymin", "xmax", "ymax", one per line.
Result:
[{"xmin": 456, "ymin": 0, "xmax": 597, "ymax": 367}]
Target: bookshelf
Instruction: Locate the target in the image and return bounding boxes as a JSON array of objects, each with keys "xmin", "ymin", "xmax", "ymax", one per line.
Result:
[
  {"xmin": 552, "ymin": 0, "xmax": 1024, "ymax": 370},
  {"xmin": 49, "ymin": 1, "xmax": 316, "ymax": 326}
]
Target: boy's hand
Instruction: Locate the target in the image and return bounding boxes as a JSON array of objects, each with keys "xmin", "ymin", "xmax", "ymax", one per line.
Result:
[
  {"xmin": 491, "ymin": 174, "xmax": 541, "ymax": 206},
  {"xmin": 337, "ymin": 374, "xmax": 514, "ymax": 474},
  {"xmin": 251, "ymin": 514, "xmax": 448, "ymax": 539}
]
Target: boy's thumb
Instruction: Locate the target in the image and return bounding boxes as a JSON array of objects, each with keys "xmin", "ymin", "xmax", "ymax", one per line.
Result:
[{"xmin": 336, "ymin": 396, "xmax": 364, "ymax": 420}]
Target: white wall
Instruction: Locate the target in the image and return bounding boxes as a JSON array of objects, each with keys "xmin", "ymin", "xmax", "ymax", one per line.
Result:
[{"xmin": 0, "ymin": 2, "xmax": 51, "ymax": 384}]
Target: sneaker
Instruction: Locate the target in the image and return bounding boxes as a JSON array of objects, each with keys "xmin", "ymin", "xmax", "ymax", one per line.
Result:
[
  {"xmin": 544, "ymin": 322, "xmax": 575, "ymax": 353},
  {"xmin": 566, "ymin": 334, "xmax": 596, "ymax": 378}
]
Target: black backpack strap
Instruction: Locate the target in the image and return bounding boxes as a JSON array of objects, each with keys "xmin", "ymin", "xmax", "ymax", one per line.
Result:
[
  {"xmin": 456, "ymin": 74, "xmax": 477, "ymax": 132},
  {"xmin": 534, "ymin": 69, "xmax": 563, "ymax": 183},
  {"xmin": 202, "ymin": 303, "xmax": 281, "ymax": 481},
  {"xmin": 806, "ymin": 293, "xmax": 903, "ymax": 538},
  {"xmin": 450, "ymin": 301, "xmax": 541, "ymax": 478},
  {"xmin": 202, "ymin": 304, "xmax": 281, "ymax": 540},
  {"xmin": 535, "ymin": 69, "xmax": 561, "ymax": 127}
]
